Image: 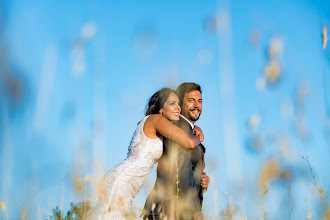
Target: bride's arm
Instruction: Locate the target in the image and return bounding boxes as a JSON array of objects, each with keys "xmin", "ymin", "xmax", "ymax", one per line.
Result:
[{"xmin": 146, "ymin": 114, "xmax": 201, "ymax": 149}]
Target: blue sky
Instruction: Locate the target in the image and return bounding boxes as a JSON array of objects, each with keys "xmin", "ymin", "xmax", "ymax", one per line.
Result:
[{"xmin": 1, "ymin": 0, "xmax": 330, "ymax": 219}]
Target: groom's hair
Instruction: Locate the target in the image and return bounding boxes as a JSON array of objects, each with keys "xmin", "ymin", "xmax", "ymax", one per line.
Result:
[
  {"xmin": 176, "ymin": 82, "xmax": 202, "ymax": 106},
  {"xmin": 145, "ymin": 88, "xmax": 178, "ymax": 115}
]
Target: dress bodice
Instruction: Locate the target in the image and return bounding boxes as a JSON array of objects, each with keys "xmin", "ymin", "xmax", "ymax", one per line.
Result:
[{"xmin": 126, "ymin": 115, "xmax": 163, "ymax": 170}]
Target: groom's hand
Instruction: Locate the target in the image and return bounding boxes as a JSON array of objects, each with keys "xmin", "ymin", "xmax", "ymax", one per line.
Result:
[
  {"xmin": 201, "ymin": 172, "xmax": 209, "ymax": 190},
  {"xmin": 193, "ymin": 211, "xmax": 204, "ymax": 220}
]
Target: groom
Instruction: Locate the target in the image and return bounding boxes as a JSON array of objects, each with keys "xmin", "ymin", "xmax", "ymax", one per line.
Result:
[{"xmin": 142, "ymin": 82, "xmax": 209, "ymax": 220}]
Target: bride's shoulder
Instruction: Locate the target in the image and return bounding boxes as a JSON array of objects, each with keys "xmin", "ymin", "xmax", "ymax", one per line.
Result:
[
  {"xmin": 143, "ymin": 114, "xmax": 165, "ymax": 126},
  {"xmin": 145, "ymin": 114, "xmax": 163, "ymax": 122},
  {"xmin": 146, "ymin": 115, "xmax": 173, "ymax": 129}
]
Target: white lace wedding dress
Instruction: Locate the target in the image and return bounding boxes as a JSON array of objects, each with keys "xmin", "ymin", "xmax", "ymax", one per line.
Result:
[{"xmin": 87, "ymin": 115, "xmax": 163, "ymax": 219}]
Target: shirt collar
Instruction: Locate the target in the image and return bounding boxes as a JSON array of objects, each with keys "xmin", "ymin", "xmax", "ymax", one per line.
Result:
[{"xmin": 180, "ymin": 114, "xmax": 194, "ymax": 129}]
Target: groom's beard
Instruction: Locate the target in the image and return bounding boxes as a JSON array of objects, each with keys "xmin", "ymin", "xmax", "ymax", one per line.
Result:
[{"xmin": 183, "ymin": 107, "xmax": 201, "ymax": 123}]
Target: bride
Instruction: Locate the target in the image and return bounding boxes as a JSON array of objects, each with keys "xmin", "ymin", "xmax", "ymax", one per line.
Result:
[{"xmin": 87, "ymin": 88, "xmax": 203, "ymax": 219}]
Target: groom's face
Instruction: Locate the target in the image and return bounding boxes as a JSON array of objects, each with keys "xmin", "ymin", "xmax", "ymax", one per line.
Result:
[{"xmin": 181, "ymin": 90, "xmax": 202, "ymax": 124}]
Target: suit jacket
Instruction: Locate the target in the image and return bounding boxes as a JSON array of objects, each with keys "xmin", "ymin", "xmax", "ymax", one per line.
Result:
[{"xmin": 142, "ymin": 116, "xmax": 205, "ymax": 220}]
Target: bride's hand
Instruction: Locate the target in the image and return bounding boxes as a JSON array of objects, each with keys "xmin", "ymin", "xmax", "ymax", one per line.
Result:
[{"xmin": 193, "ymin": 125, "xmax": 204, "ymax": 143}]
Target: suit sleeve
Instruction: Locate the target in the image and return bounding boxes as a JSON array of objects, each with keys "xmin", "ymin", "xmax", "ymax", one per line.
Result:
[{"xmin": 192, "ymin": 144, "xmax": 205, "ymax": 208}]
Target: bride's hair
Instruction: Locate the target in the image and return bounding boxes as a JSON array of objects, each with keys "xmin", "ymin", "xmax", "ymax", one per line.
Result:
[{"xmin": 145, "ymin": 88, "xmax": 178, "ymax": 115}]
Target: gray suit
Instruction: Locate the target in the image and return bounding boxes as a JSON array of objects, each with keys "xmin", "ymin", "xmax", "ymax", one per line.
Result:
[{"xmin": 142, "ymin": 116, "xmax": 205, "ymax": 220}]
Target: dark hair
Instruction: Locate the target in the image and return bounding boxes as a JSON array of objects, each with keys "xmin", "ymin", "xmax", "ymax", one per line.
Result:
[
  {"xmin": 176, "ymin": 82, "xmax": 202, "ymax": 106},
  {"xmin": 145, "ymin": 88, "xmax": 178, "ymax": 115}
]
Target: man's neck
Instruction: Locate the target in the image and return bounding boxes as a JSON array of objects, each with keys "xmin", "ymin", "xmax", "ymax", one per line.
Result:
[{"xmin": 180, "ymin": 114, "xmax": 194, "ymax": 129}]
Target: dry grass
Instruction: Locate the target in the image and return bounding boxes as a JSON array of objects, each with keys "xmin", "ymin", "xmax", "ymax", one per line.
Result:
[{"xmin": 302, "ymin": 156, "xmax": 329, "ymax": 220}]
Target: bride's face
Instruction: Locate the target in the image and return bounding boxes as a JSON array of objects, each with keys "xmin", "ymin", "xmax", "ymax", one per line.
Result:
[{"xmin": 159, "ymin": 92, "xmax": 181, "ymax": 121}]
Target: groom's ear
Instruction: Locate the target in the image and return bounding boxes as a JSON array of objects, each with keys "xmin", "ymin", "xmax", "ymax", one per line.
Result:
[{"xmin": 159, "ymin": 109, "xmax": 163, "ymax": 114}]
